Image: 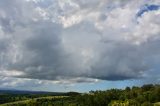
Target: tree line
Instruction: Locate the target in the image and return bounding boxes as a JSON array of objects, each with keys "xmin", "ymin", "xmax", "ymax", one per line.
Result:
[{"xmin": 75, "ymin": 84, "xmax": 160, "ymax": 106}]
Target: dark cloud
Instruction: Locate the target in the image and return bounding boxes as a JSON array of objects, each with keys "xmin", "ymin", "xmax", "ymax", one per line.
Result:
[{"xmin": 0, "ymin": 0, "xmax": 160, "ymax": 83}]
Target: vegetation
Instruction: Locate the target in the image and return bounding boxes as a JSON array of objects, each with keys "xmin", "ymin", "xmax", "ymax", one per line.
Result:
[
  {"xmin": 75, "ymin": 84, "xmax": 160, "ymax": 106},
  {"xmin": 0, "ymin": 84, "xmax": 160, "ymax": 106},
  {"xmin": 0, "ymin": 96, "xmax": 70, "ymax": 106},
  {"xmin": 0, "ymin": 93, "xmax": 67, "ymax": 104}
]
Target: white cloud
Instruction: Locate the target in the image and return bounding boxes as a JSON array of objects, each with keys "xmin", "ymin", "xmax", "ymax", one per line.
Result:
[{"xmin": 0, "ymin": 0, "xmax": 160, "ymax": 84}]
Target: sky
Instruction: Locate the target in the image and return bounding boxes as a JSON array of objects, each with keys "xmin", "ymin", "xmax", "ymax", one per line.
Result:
[{"xmin": 0, "ymin": 0, "xmax": 160, "ymax": 92}]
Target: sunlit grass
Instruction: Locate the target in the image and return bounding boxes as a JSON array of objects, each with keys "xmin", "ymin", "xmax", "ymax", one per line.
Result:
[{"xmin": 0, "ymin": 96, "xmax": 68, "ymax": 106}]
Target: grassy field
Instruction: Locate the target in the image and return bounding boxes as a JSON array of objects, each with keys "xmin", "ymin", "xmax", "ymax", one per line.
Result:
[
  {"xmin": 154, "ymin": 102, "xmax": 160, "ymax": 106},
  {"xmin": 0, "ymin": 96, "xmax": 69, "ymax": 106}
]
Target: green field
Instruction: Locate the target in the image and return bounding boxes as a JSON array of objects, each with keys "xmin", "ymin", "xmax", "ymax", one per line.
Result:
[
  {"xmin": 0, "ymin": 96, "xmax": 71, "ymax": 106},
  {"xmin": 154, "ymin": 102, "xmax": 160, "ymax": 106}
]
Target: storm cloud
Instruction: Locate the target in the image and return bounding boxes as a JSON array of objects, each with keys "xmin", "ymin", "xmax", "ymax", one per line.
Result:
[{"xmin": 0, "ymin": 0, "xmax": 160, "ymax": 83}]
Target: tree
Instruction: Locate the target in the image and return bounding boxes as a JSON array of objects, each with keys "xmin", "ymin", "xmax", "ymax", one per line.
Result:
[{"xmin": 125, "ymin": 87, "xmax": 131, "ymax": 92}]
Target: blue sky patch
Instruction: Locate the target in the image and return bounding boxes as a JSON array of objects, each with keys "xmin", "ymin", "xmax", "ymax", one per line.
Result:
[{"xmin": 137, "ymin": 4, "xmax": 160, "ymax": 17}]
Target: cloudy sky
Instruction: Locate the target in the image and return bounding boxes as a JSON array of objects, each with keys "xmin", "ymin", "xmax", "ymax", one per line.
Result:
[{"xmin": 0, "ymin": 0, "xmax": 160, "ymax": 92}]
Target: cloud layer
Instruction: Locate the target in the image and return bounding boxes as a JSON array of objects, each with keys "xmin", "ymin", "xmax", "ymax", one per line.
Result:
[{"xmin": 0, "ymin": 0, "xmax": 160, "ymax": 83}]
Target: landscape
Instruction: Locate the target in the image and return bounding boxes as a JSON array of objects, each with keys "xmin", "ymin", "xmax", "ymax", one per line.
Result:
[
  {"xmin": 0, "ymin": 84, "xmax": 160, "ymax": 106},
  {"xmin": 0, "ymin": 0, "xmax": 160, "ymax": 106}
]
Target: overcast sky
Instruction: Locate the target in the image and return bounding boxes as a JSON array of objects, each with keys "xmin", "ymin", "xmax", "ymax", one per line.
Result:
[{"xmin": 0, "ymin": 0, "xmax": 160, "ymax": 92}]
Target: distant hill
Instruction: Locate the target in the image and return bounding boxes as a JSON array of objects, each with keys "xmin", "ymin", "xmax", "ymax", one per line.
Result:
[{"xmin": 0, "ymin": 89, "xmax": 66, "ymax": 95}]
